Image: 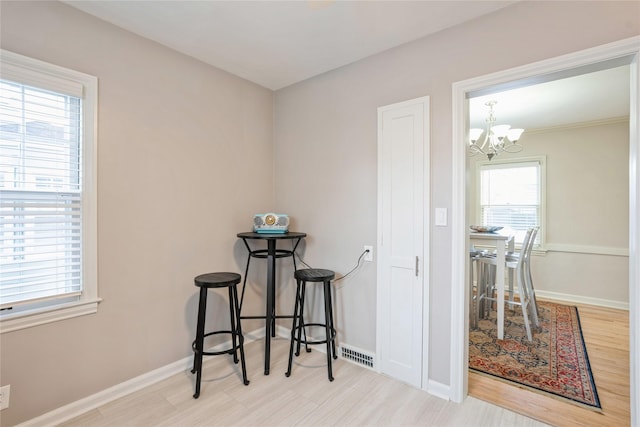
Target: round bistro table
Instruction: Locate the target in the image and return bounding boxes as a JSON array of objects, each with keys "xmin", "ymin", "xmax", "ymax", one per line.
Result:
[{"xmin": 237, "ymin": 231, "xmax": 306, "ymax": 375}]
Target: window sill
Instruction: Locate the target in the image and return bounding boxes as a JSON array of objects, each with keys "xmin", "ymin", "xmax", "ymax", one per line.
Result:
[{"xmin": 0, "ymin": 298, "xmax": 102, "ymax": 334}]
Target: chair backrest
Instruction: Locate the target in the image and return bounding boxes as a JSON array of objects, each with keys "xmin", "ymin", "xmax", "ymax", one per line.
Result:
[
  {"xmin": 516, "ymin": 227, "xmax": 539, "ymax": 284},
  {"xmin": 523, "ymin": 226, "xmax": 538, "ymax": 264},
  {"xmin": 513, "ymin": 228, "xmax": 534, "ymax": 278},
  {"xmin": 518, "ymin": 228, "xmax": 534, "ymax": 259}
]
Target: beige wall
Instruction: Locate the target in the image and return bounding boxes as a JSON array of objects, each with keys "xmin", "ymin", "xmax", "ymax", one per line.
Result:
[
  {"xmin": 1, "ymin": 0, "xmax": 639, "ymax": 425},
  {"xmin": 274, "ymin": 1, "xmax": 639, "ymax": 388},
  {"xmin": 469, "ymin": 120, "xmax": 629, "ymax": 305},
  {"xmin": 0, "ymin": 1, "xmax": 274, "ymax": 425}
]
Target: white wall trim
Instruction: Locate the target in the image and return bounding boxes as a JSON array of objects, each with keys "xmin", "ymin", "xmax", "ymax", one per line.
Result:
[
  {"xmin": 451, "ymin": 36, "xmax": 640, "ymax": 427},
  {"xmin": 18, "ymin": 357, "xmax": 192, "ymax": 427},
  {"xmin": 544, "ymin": 243, "xmax": 629, "ymax": 257},
  {"xmin": 450, "ymin": 73, "xmax": 468, "ymax": 403},
  {"xmin": 473, "ymin": 244, "xmax": 628, "ymax": 257},
  {"xmin": 0, "ymin": 299, "xmax": 102, "ymax": 334},
  {"xmin": 17, "ymin": 323, "xmax": 430, "ymax": 427},
  {"xmin": 17, "ymin": 330, "xmax": 263, "ymax": 427},
  {"xmin": 426, "ymin": 379, "xmax": 451, "ymax": 401},
  {"xmin": 536, "ymin": 290, "xmax": 629, "ymax": 311},
  {"xmin": 526, "ymin": 116, "xmax": 628, "ymax": 134}
]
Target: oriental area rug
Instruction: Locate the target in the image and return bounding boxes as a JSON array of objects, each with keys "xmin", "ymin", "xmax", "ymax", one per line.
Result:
[{"xmin": 469, "ymin": 300, "xmax": 601, "ymax": 410}]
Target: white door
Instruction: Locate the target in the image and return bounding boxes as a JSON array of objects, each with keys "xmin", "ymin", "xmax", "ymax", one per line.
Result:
[{"xmin": 377, "ymin": 97, "xmax": 429, "ymax": 388}]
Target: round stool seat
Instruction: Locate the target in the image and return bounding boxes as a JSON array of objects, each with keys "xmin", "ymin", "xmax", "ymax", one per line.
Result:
[
  {"xmin": 194, "ymin": 272, "xmax": 241, "ymax": 288},
  {"xmin": 294, "ymin": 268, "xmax": 335, "ymax": 282}
]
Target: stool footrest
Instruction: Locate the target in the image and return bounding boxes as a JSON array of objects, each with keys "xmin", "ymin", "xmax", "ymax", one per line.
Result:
[
  {"xmin": 240, "ymin": 314, "xmax": 294, "ymax": 320},
  {"xmin": 291, "ymin": 323, "xmax": 336, "ymax": 346},
  {"xmin": 192, "ymin": 330, "xmax": 244, "ymax": 357}
]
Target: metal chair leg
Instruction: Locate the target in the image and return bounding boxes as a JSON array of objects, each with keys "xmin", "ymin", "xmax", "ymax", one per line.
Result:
[
  {"xmin": 192, "ymin": 287, "xmax": 207, "ymax": 398},
  {"xmin": 323, "ymin": 280, "xmax": 334, "ymax": 381},
  {"xmin": 286, "ymin": 281, "xmax": 302, "ymax": 377}
]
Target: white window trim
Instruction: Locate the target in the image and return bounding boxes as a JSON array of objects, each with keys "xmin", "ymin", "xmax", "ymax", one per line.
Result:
[
  {"xmin": 0, "ymin": 50, "xmax": 99, "ymax": 334},
  {"xmin": 475, "ymin": 155, "xmax": 547, "ymax": 250}
]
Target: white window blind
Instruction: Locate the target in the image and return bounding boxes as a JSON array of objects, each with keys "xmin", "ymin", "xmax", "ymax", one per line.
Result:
[
  {"xmin": 0, "ymin": 76, "xmax": 83, "ymax": 308},
  {"xmin": 479, "ymin": 160, "xmax": 543, "ymax": 245}
]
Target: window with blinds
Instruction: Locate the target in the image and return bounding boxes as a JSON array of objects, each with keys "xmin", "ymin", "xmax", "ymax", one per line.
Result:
[
  {"xmin": 0, "ymin": 50, "xmax": 97, "ymax": 331},
  {"xmin": 0, "ymin": 82, "xmax": 82, "ymax": 308},
  {"xmin": 478, "ymin": 158, "xmax": 545, "ymax": 246}
]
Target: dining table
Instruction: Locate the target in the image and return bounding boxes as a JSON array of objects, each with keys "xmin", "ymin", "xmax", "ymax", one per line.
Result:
[
  {"xmin": 470, "ymin": 229, "xmax": 515, "ymax": 340},
  {"xmin": 237, "ymin": 231, "xmax": 306, "ymax": 375}
]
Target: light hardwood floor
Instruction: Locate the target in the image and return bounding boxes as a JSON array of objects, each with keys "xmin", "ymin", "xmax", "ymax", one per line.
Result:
[
  {"xmin": 60, "ymin": 337, "xmax": 548, "ymax": 427},
  {"xmin": 469, "ymin": 300, "xmax": 630, "ymax": 427}
]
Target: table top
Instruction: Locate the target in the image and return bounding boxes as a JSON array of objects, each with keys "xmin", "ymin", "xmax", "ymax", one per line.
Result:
[
  {"xmin": 469, "ymin": 230, "xmax": 513, "ymax": 241},
  {"xmin": 237, "ymin": 231, "xmax": 307, "ymax": 240}
]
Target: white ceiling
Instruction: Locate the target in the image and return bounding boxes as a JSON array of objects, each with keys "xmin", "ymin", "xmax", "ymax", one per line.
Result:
[
  {"xmin": 63, "ymin": 0, "xmax": 630, "ymax": 130},
  {"xmin": 469, "ymin": 65, "xmax": 630, "ymax": 130},
  {"xmin": 63, "ymin": 0, "xmax": 516, "ymax": 90}
]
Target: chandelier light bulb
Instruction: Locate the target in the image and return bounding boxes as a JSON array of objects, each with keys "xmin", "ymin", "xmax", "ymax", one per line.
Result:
[
  {"xmin": 469, "ymin": 128, "xmax": 484, "ymax": 143},
  {"xmin": 507, "ymin": 128, "xmax": 524, "ymax": 142},
  {"xmin": 490, "ymin": 124, "xmax": 511, "ymax": 140},
  {"xmin": 468, "ymin": 100, "xmax": 525, "ymax": 160}
]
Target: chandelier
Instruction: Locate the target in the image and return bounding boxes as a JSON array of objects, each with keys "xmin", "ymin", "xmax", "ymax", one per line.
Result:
[{"xmin": 468, "ymin": 100, "xmax": 525, "ymax": 160}]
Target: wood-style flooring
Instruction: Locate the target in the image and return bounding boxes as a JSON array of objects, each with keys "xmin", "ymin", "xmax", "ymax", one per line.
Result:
[
  {"xmin": 60, "ymin": 337, "xmax": 547, "ymax": 426},
  {"xmin": 469, "ymin": 300, "xmax": 630, "ymax": 427},
  {"xmin": 56, "ymin": 300, "xmax": 627, "ymax": 427}
]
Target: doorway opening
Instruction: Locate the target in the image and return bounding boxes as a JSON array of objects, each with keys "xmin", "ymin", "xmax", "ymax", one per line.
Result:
[{"xmin": 450, "ymin": 36, "xmax": 639, "ymax": 426}]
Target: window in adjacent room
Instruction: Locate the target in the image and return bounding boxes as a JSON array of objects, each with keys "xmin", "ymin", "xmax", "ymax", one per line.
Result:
[
  {"xmin": 0, "ymin": 50, "xmax": 98, "ymax": 333},
  {"xmin": 477, "ymin": 157, "xmax": 545, "ymax": 247}
]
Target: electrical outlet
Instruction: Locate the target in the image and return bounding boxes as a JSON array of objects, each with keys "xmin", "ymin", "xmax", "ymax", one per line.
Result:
[
  {"xmin": 0, "ymin": 384, "xmax": 10, "ymax": 410},
  {"xmin": 364, "ymin": 245, "xmax": 373, "ymax": 262}
]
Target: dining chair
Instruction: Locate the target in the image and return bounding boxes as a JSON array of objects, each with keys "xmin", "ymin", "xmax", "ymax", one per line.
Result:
[
  {"xmin": 524, "ymin": 226, "xmax": 540, "ymax": 320},
  {"xmin": 476, "ymin": 228, "xmax": 537, "ymax": 341},
  {"xmin": 478, "ymin": 227, "xmax": 540, "ymax": 325},
  {"xmin": 505, "ymin": 226, "xmax": 540, "ymax": 325},
  {"xmin": 469, "ymin": 247, "xmax": 483, "ymax": 329}
]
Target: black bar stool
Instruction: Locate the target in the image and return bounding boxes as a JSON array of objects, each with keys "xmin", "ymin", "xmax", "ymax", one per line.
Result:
[
  {"xmin": 285, "ymin": 268, "xmax": 337, "ymax": 381},
  {"xmin": 191, "ymin": 272, "xmax": 249, "ymax": 398}
]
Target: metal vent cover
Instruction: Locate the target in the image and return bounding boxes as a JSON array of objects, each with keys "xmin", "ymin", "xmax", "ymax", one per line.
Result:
[{"xmin": 340, "ymin": 345, "xmax": 375, "ymax": 369}]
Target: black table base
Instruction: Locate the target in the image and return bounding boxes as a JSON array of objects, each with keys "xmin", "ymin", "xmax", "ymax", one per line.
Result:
[{"xmin": 237, "ymin": 232, "xmax": 306, "ymax": 375}]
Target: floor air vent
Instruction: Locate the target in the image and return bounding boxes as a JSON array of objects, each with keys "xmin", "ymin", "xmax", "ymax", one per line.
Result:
[{"xmin": 340, "ymin": 345, "xmax": 375, "ymax": 369}]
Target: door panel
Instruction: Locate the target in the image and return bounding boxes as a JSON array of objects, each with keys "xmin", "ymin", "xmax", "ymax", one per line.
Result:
[{"xmin": 377, "ymin": 97, "xmax": 429, "ymax": 388}]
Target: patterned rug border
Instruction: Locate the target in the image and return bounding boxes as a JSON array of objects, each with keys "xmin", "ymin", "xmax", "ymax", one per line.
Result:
[{"xmin": 469, "ymin": 302, "xmax": 602, "ymax": 411}]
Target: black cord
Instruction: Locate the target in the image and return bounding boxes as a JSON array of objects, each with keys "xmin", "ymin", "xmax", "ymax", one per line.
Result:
[
  {"xmin": 334, "ymin": 249, "xmax": 368, "ymax": 282},
  {"xmin": 292, "ymin": 242, "xmax": 369, "ymax": 282},
  {"xmin": 293, "ymin": 249, "xmax": 313, "ymax": 269}
]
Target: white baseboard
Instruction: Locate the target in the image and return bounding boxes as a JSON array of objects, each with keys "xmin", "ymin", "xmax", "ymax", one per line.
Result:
[
  {"xmin": 17, "ymin": 329, "xmax": 264, "ymax": 427},
  {"xmin": 425, "ymin": 379, "xmax": 450, "ymax": 401},
  {"xmin": 535, "ymin": 290, "xmax": 629, "ymax": 310},
  {"xmin": 19, "ymin": 325, "xmax": 445, "ymax": 427},
  {"xmin": 18, "ymin": 358, "xmax": 192, "ymax": 427}
]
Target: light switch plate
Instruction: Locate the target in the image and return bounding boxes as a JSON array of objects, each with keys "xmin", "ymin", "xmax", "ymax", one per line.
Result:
[{"xmin": 435, "ymin": 208, "xmax": 447, "ymax": 226}]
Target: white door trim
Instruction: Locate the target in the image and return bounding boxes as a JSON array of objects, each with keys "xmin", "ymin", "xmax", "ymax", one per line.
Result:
[{"xmin": 450, "ymin": 36, "xmax": 640, "ymax": 427}]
